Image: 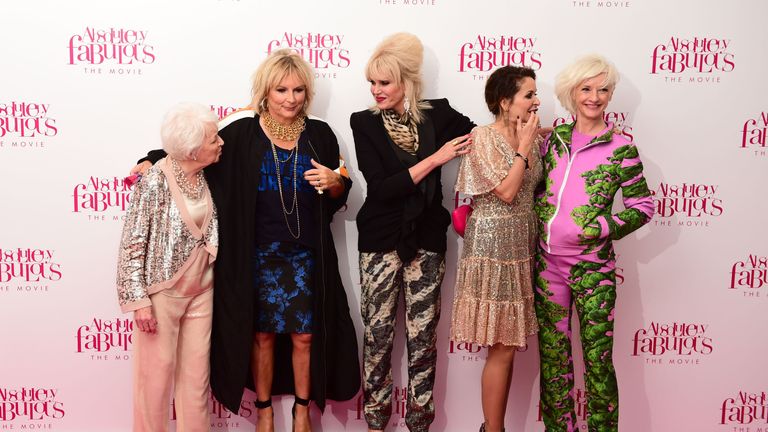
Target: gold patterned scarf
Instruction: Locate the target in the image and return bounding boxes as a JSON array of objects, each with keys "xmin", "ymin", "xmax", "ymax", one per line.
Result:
[{"xmin": 381, "ymin": 109, "xmax": 419, "ymax": 155}]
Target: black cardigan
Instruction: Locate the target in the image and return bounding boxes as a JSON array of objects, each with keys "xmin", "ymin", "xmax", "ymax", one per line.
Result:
[
  {"xmin": 141, "ymin": 112, "xmax": 360, "ymax": 411},
  {"xmin": 350, "ymin": 99, "xmax": 475, "ymax": 261}
]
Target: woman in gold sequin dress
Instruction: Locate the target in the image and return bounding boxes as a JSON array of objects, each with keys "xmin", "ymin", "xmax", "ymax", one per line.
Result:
[{"xmin": 450, "ymin": 66, "xmax": 543, "ymax": 432}]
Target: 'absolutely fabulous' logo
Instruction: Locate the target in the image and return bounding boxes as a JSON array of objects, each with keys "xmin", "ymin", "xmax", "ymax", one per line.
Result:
[
  {"xmin": 650, "ymin": 182, "xmax": 723, "ymax": 228},
  {"xmin": 0, "ymin": 102, "xmax": 57, "ymax": 150},
  {"xmin": 72, "ymin": 176, "xmax": 135, "ymax": 221},
  {"xmin": 0, "ymin": 248, "xmax": 62, "ymax": 294},
  {"xmin": 0, "ymin": 387, "xmax": 65, "ymax": 422},
  {"xmin": 76, "ymin": 317, "xmax": 133, "ymax": 360},
  {"xmin": 720, "ymin": 391, "xmax": 768, "ymax": 426},
  {"xmin": 68, "ymin": 26, "xmax": 156, "ymax": 75},
  {"xmin": 459, "ymin": 35, "xmax": 542, "ymax": 79},
  {"xmin": 650, "ymin": 36, "xmax": 734, "ymax": 84},
  {"xmin": 632, "ymin": 321, "xmax": 713, "ymax": 365},
  {"xmin": 266, "ymin": 32, "xmax": 350, "ymax": 78}
]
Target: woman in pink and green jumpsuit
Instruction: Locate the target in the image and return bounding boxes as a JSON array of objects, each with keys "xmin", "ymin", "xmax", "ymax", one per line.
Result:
[{"xmin": 534, "ymin": 55, "xmax": 654, "ymax": 432}]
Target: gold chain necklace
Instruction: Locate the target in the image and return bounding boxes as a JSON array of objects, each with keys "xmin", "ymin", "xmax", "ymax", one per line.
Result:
[
  {"xmin": 263, "ymin": 110, "xmax": 306, "ymax": 141},
  {"xmin": 170, "ymin": 157, "xmax": 205, "ymax": 200},
  {"xmin": 270, "ymin": 141, "xmax": 300, "ymax": 239}
]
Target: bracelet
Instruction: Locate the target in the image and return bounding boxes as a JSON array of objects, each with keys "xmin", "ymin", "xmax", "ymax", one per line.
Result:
[{"xmin": 513, "ymin": 152, "xmax": 529, "ymax": 170}]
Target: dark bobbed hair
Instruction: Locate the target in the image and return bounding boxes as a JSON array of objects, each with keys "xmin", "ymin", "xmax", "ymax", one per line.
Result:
[{"xmin": 484, "ymin": 66, "xmax": 537, "ymax": 116}]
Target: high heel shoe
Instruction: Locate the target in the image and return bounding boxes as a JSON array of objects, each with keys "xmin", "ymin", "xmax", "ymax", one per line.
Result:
[
  {"xmin": 255, "ymin": 398, "xmax": 273, "ymax": 432},
  {"xmin": 292, "ymin": 396, "xmax": 311, "ymax": 432}
]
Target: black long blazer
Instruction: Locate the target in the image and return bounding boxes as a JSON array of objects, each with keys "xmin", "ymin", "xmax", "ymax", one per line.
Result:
[
  {"xmin": 142, "ymin": 111, "xmax": 360, "ymax": 412},
  {"xmin": 350, "ymin": 99, "xmax": 475, "ymax": 260}
]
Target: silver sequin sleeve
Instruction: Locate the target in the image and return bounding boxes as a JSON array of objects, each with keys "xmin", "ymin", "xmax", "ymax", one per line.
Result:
[{"xmin": 116, "ymin": 165, "xmax": 218, "ymax": 313}]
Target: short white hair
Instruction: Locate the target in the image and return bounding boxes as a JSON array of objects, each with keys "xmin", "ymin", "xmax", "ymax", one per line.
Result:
[
  {"xmin": 555, "ymin": 54, "xmax": 619, "ymax": 115},
  {"xmin": 160, "ymin": 102, "xmax": 217, "ymax": 161}
]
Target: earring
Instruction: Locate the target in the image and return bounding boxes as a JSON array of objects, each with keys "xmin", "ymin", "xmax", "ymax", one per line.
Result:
[
  {"xmin": 403, "ymin": 96, "xmax": 411, "ymax": 116},
  {"xmin": 260, "ymin": 98, "xmax": 268, "ymax": 112}
]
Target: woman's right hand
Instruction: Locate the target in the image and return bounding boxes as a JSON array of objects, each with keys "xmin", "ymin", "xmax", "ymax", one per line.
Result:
[
  {"xmin": 516, "ymin": 113, "xmax": 540, "ymax": 156},
  {"xmin": 432, "ymin": 133, "xmax": 472, "ymax": 166},
  {"xmin": 134, "ymin": 306, "xmax": 157, "ymax": 334},
  {"xmin": 130, "ymin": 161, "xmax": 152, "ymax": 175}
]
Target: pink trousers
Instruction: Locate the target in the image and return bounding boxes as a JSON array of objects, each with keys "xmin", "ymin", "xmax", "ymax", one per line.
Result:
[{"xmin": 132, "ymin": 288, "xmax": 213, "ymax": 432}]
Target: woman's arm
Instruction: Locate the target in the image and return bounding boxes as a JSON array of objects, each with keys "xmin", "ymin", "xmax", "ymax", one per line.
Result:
[
  {"xmin": 408, "ymin": 133, "xmax": 471, "ymax": 184},
  {"xmin": 116, "ymin": 170, "xmax": 161, "ymax": 314},
  {"xmin": 587, "ymin": 142, "xmax": 655, "ymax": 241},
  {"xmin": 351, "ymin": 112, "xmax": 470, "ymax": 200},
  {"xmin": 492, "ymin": 113, "xmax": 540, "ymax": 203}
]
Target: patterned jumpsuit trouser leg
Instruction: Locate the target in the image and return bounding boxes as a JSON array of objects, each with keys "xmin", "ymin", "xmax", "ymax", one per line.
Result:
[
  {"xmin": 359, "ymin": 249, "xmax": 445, "ymax": 432},
  {"xmin": 534, "ymin": 248, "xmax": 619, "ymax": 432}
]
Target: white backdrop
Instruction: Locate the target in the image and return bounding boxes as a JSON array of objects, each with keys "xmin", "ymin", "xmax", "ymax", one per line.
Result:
[{"xmin": 1, "ymin": 0, "xmax": 767, "ymax": 431}]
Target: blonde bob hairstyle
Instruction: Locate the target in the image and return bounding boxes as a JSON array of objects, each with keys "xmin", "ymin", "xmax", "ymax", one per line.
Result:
[
  {"xmin": 555, "ymin": 54, "xmax": 619, "ymax": 116},
  {"xmin": 250, "ymin": 48, "xmax": 315, "ymax": 116},
  {"xmin": 161, "ymin": 102, "xmax": 218, "ymax": 161},
  {"xmin": 365, "ymin": 32, "xmax": 431, "ymax": 123}
]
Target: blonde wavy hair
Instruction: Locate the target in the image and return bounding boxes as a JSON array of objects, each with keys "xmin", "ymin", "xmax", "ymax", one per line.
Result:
[{"xmin": 250, "ymin": 49, "xmax": 315, "ymax": 116}]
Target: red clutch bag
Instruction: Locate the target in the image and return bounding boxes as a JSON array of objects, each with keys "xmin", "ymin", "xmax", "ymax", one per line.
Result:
[{"xmin": 451, "ymin": 204, "xmax": 473, "ymax": 238}]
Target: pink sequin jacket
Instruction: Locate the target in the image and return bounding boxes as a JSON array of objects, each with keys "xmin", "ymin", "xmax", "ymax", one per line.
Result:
[{"xmin": 116, "ymin": 158, "xmax": 218, "ymax": 313}]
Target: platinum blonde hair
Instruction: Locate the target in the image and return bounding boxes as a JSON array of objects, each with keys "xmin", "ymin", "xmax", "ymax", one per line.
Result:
[
  {"xmin": 365, "ymin": 32, "xmax": 431, "ymax": 123},
  {"xmin": 555, "ymin": 54, "xmax": 619, "ymax": 115}
]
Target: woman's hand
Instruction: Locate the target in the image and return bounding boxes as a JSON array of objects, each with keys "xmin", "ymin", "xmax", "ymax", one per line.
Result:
[
  {"xmin": 130, "ymin": 161, "xmax": 152, "ymax": 175},
  {"xmin": 304, "ymin": 159, "xmax": 344, "ymax": 196},
  {"xmin": 134, "ymin": 306, "xmax": 157, "ymax": 334},
  {"xmin": 517, "ymin": 113, "xmax": 540, "ymax": 156},
  {"xmin": 431, "ymin": 133, "xmax": 472, "ymax": 166}
]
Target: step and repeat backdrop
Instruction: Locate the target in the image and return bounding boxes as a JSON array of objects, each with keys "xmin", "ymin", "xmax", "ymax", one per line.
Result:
[{"xmin": 1, "ymin": 0, "xmax": 766, "ymax": 431}]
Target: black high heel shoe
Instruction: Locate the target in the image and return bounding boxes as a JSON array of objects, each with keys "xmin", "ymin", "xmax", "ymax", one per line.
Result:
[{"xmin": 292, "ymin": 396, "xmax": 311, "ymax": 432}]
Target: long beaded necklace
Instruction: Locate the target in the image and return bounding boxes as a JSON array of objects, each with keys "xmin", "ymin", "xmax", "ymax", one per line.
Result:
[
  {"xmin": 170, "ymin": 157, "xmax": 206, "ymax": 200},
  {"xmin": 270, "ymin": 140, "xmax": 300, "ymax": 239}
]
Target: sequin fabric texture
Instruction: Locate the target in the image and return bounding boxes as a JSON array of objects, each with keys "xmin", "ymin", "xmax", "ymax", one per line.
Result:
[
  {"xmin": 451, "ymin": 125, "xmax": 542, "ymax": 347},
  {"xmin": 116, "ymin": 162, "xmax": 218, "ymax": 312}
]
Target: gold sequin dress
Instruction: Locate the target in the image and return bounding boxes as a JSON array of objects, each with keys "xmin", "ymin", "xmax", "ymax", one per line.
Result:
[{"xmin": 450, "ymin": 125, "xmax": 542, "ymax": 347}]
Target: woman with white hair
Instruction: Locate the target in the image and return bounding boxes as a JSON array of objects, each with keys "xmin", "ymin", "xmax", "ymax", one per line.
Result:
[
  {"xmin": 350, "ymin": 32, "xmax": 473, "ymax": 432},
  {"xmin": 117, "ymin": 102, "xmax": 222, "ymax": 432},
  {"xmin": 533, "ymin": 54, "xmax": 654, "ymax": 431}
]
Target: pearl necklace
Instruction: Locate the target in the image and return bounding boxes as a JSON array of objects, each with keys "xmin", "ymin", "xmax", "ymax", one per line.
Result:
[{"xmin": 170, "ymin": 157, "xmax": 205, "ymax": 200}]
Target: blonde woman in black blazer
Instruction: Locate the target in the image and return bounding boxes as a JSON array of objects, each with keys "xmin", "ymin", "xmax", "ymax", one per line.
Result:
[{"xmin": 350, "ymin": 32, "xmax": 474, "ymax": 432}]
